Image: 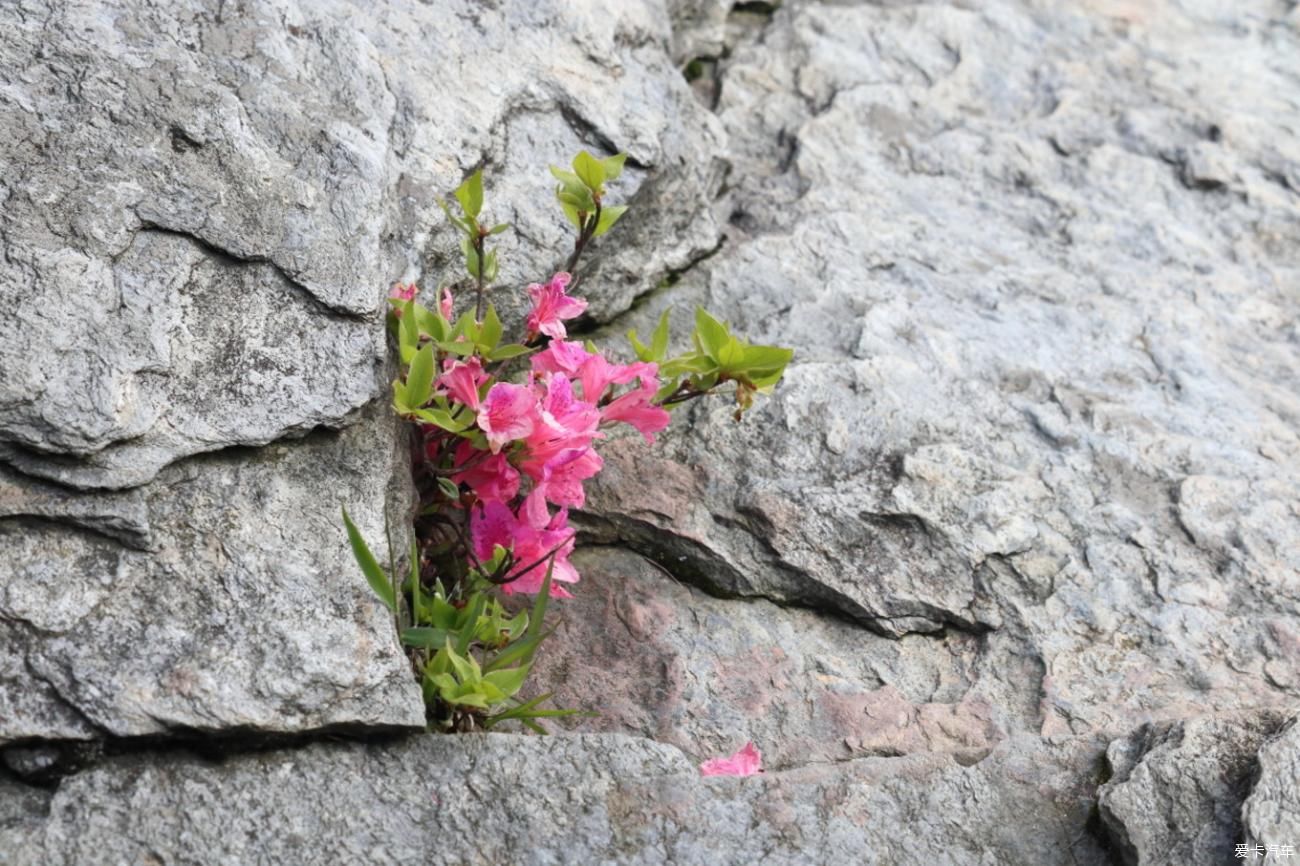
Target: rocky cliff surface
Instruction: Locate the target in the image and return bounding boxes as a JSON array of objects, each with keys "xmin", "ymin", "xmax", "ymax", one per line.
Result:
[{"xmin": 1, "ymin": 1, "xmax": 1297, "ymax": 864}]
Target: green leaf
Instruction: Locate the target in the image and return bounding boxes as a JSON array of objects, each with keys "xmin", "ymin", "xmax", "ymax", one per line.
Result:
[
  {"xmin": 455, "ymin": 594, "xmax": 486, "ymax": 655},
  {"xmin": 559, "ymin": 199, "xmax": 583, "ymax": 230},
  {"xmin": 436, "ymin": 340, "xmax": 477, "ymax": 358},
  {"xmin": 454, "ymin": 169, "xmax": 483, "ymax": 220},
  {"xmin": 405, "ymin": 343, "xmax": 435, "ymax": 408},
  {"xmin": 629, "ymin": 310, "xmax": 670, "ymax": 362},
  {"xmin": 482, "ymin": 665, "xmax": 531, "ymax": 699},
  {"xmin": 557, "ymin": 188, "xmax": 595, "ymax": 212},
  {"xmin": 409, "ymin": 536, "xmax": 421, "ymax": 630},
  {"xmin": 739, "ymin": 344, "xmax": 794, "ymax": 382},
  {"xmin": 430, "ymin": 594, "xmax": 458, "ymax": 630},
  {"xmin": 392, "ymin": 379, "xmax": 410, "ymax": 414},
  {"xmin": 479, "ymin": 304, "xmax": 503, "ymax": 351},
  {"xmin": 549, "ymin": 165, "xmax": 584, "ymax": 189},
  {"xmin": 437, "ymin": 477, "xmax": 461, "ymax": 500},
  {"xmin": 572, "ymin": 150, "xmax": 605, "ymax": 192},
  {"xmin": 341, "ymin": 508, "xmax": 395, "ymax": 612},
  {"xmin": 482, "ymin": 249, "xmax": 498, "ymax": 283},
  {"xmin": 483, "ymin": 624, "xmax": 557, "ymax": 673},
  {"xmin": 437, "ymin": 198, "xmax": 475, "ymax": 235},
  {"xmin": 451, "ymin": 311, "xmax": 480, "ymax": 343},
  {"xmin": 693, "ymin": 308, "xmax": 730, "ymax": 362},
  {"xmin": 601, "ymin": 152, "xmax": 627, "ymax": 181},
  {"xmin": 448, "ymin": 691, "xmax": 489, "ymax": 709},
  {"xmin": 715, "ymin": 336, "xmax": 745, "ymax": 369},
  {"xmin": 427, "ymin": 644, "xmax": 452, "ymax": 676},
  {"xmin": 650, "ymin": 309, "xmax": 670, "ymax": 359},
  {"xmin": 487, "ymin": 343, "xmax": 534, "ymax": 362},
  {"xmin": 461, "ymin": 236, "xmax": 481, "ymax": 279},
  {"xmin": 660, "ymin": 352, "xmax": 715, "ymax": 379},
  {"xmin": 446, "ymin": 643, "xmax": 480, "ymax": 684},
  {"xmin": 410, "ymin": 407, "xmax": 473, "ymax": 434},
  {"xmin": 653, "ymin": 379, "xmax": 680, "ymax": 404},
  {"xmin": 502, "ymin": 609, "xmax": 529, "ymax": 641},
  {"xmin": 414, "ymin": 305, "xmax": 450, "ymax": 343},
  {"xmin": 401, "ymin": 626, "xmax": 450, "ymax": 648},
  {"xmin": 488, "ymin": 222, "xmax": 510, "ymax": 235},
  {"xmin": 483, "ymin": 692, "xmax": 597, "ymax": 731},
  {"xmin": 593, "ymin": 204, "xmax": 627, "ymax": 237},
  {"xmin": 428, "ymin": 672, "xmax": 457, "ymax": 692},
  {"xmin": 398, "ymin": 300, "xmax": 419, "ymax": 354}
]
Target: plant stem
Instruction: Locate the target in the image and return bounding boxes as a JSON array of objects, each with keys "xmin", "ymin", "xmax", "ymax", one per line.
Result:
[
  {"xmin": 563, "ymin": 200, "xmax": 602, "ymax": 289},
  {"xmin": 473, "ymin": 232, "xmax": 487, "ymax": 322}
]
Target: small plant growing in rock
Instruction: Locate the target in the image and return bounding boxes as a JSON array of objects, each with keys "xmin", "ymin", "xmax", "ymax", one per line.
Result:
[{"xmin": 346, "ymin": 152, "xmax": 792, "ymax": 733}]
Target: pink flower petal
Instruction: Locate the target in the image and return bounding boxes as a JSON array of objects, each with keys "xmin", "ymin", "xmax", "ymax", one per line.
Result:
[
  {"xmin": 526, "ymin": 272, "xmax": 588, "ymax": 340},
  {"xmin": 477, "ymin": 382, "xmax": 538, "ymax": 453},
  {"xmin": 699, "ymin": 742, "xmax": 762, "ymax": 777}
]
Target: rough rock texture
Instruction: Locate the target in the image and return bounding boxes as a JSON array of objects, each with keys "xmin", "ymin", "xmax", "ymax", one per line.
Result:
[
  {"xmin": 1097, "ymin": 713, "xmax": 1291, "ymax": 866},
  {"xmin": 2, "ymin": 0, "xmax": 1299, "ymax": 862},
  {"xmin": 585, "ymin": 0, "xmax": 1300, "ymax": 736},
  {"xmin": 0, "ymin": 732, "xmax": 1111, "ymax": 866},
  {"xmin": 1243, "ymin": 718, "xmax": 1300, "ymax": 851},
  {"xmin": 0, "ymin": 406, "xmax": 424, "ymax": 744},
  {"xmin": 532, "ymin": 548, "xmax": 1004, "ymax": 768},
  {"xmin": 0, "ymin": 0, "xmax": 721, "ymax": 742}
]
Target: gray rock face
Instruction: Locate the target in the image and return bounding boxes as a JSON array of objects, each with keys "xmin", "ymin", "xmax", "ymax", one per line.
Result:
[
  {"xmin": 532, "ymin": 548, "xmax": 1005, "ymax": 768},
  {"xmin": 2, "ymin": 0, "xmax": 1299, "ymax": 862},
  {"xmin": 1097, "ymin": 713, "xmax": 1290, "ymax": 866},
  {"xmin": 0, "ymin": 0, "xmax": 722, "ymax": 743},
  {"xmin": 0, "ymin": 732, "xmax": 1111, "ymax": 866},
  {"xmin": 585, "ymin": 0, "xmax": 1300, "ymax": 741},
  {"xmin": 0, "ymin": 406, "xmax": 424, "ymax": 744},
  {"xmin": 1243, "ymin": 718, "xmax": 1300, "ymax": 852}
]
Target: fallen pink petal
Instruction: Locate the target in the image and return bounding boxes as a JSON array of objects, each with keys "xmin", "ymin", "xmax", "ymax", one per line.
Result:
[{"xmin": 699, "ymin": 742, "xmax": 763, "ymax": 777}]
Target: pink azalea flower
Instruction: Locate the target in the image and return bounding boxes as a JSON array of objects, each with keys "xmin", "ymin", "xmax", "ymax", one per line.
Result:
[
  {"xmin": 602, "ymin": 380, "xmax": 671, "ymax": 443},
  {"xmin": 437, "ymin": 357, "xmax": 488, "ymax": 411},
  {"xmin": 526, "ymin": 447, "xmax": 603, "ymax": 508},
  {"xmin": 470, "ymin": 497, "xmax": 579, "ymax": 596},
  {"xmin": 522, "ymin": 375, "xmax": 601, "ymax": 470},
  {"xmin": 531, "ymin": 340, "xmax": 598, "ymax": 378},
  {"xmin": 439, "ymin": 285, "xmax": 454, "ymax": 320},
  {"xmin": 451, "ymin": 440, "xmax": 519, "ymax": 503},
  {"xmin": 576, "ymin": 356, "xmax": 657, "ymax": 405},
  {"xmin": 699, "ymin": 742, "xmax": 762, "ymax": 777},
  {"xmin": 477, "ymin": 383, "xmax": 538, "ymax": 453},
  {"xmin": 525, "ymin": 272, "xmax": 588, "ymax": 340},
  {"xmin": 389, "ymin": 282, "xmax": 418, "ymax": 313}
]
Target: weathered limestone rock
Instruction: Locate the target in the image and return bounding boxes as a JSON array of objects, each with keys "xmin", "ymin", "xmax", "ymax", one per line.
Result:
[
  {"xmin": 586, "ymin": 0, "xmax": 1300, "ymax": 743},
  {"xmin": 532, "ymin": 548, "xmax": 1005, "ymax": 768},
  {"xmin": 0, "ymin": 0, "xmax": 721, "ymax": 492},
  {"xmin": 0, "ymin": 406, "xmax": 424, "ymax": 744},
  {"xmin": 0, "ymin": 0, "xmax": 721, "ymax": 742},
  {"xmin": 1097, "ymin": 713, "xmax": 1292, "ymax": 866},
  {"xmin": 1, "ymin": 0, "xmax": 1298, "ymax": 861},
  {"xmin": 1243, "ymin": 718, "xmax": 1300, "ymax": 852},
  {"xmin": 0, "ymin": 732, "xmax": 1111, "ymax": 866}
]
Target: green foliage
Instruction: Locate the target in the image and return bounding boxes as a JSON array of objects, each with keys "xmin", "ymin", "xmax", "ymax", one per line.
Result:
[
  {"xmin": 349, "ymin": 149, "xmax": 792, "ymax": 737},
  {"xmin": 628, "ymin": 310, "xmax": 671, "ymax": 362},
  {"xmin": 441, "ymin": 168, "xmax": 506, "ymax": 285},
  {"xmin": 341, "ymin": 508, "xmax": 396, "ymax": 613},
  {"xmin": 630, "ymin": 307, "xmax": 794, "ymax": 416},
  {"xmin": 550, "ymin": 150, "xmax": 628, "ymax": 232},
  {"xmin": 454, "ymin": 169, "xmax": 484, "ymax": 220},
  {"xmin": 344, "ymin": 511, "xmax": 582, "ymax": 731}
]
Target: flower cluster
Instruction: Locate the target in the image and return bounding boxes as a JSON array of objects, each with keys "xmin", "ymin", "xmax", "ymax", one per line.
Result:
[
  {"xmin": 417, "ymin": 277, "xmax": 670, "ymax": 597},
  {"xmin": 347, "ymin": 152, "xmax": 791, "ymax": 734}
]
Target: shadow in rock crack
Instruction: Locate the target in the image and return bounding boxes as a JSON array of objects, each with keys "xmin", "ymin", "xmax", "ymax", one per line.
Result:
[
  {"xmin": 572, "ymin": 509, "xmax": 995, "ymax": 640},
  {"xmin": 0, "ymin": 724, "xmax": 421, "ymax": 790}
]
